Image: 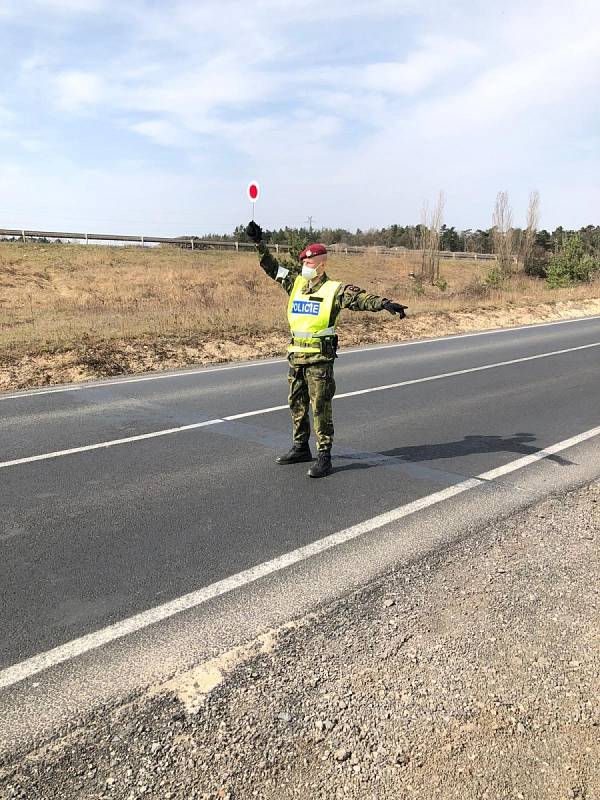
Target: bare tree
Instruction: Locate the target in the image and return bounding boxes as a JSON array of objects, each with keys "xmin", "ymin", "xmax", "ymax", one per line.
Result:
[
  {"xmin": 418, "ymin": 191, "xmax": 445, "ymax": 284},
  {"xmin": 520, "ymin": 190, "xmax": 540, "ymax": 271},
  {"xmin": 492, "ymin": 191, "xmax": 515, "ymax": 276},
  {"xmin": 417, "ymin": 202, "xmax": 429, "ymax": 276}
]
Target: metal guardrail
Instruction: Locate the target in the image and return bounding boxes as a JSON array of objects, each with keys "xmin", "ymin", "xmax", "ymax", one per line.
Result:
[
  {"xmin": 0, "ymin": 227, "xmax": 498, "ymax": 260},
  {"xmin": 0, "ymin": 227, "xmax": 244, "ymax": 250}
]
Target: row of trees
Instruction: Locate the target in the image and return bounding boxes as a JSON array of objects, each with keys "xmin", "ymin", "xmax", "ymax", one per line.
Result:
[{"xmin": 230, "ymin": 221, "xmax": 600, "ymax": 258}]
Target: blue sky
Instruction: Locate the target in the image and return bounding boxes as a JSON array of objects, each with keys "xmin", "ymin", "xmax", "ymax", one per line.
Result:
[{"xmin": 0, "ymin": 0, "xmax": 598, "ymax": 235}]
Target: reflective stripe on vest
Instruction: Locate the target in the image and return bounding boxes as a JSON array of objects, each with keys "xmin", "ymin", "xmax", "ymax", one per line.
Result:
[{"xmin": 287, "ymin": 276, "xmax": 341, "ymax": 354}]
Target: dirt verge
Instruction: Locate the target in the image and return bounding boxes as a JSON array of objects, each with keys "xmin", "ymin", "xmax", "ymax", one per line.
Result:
[{"xmin": 2, "ymin": 298, "xmax": 600, "ymax": 393}]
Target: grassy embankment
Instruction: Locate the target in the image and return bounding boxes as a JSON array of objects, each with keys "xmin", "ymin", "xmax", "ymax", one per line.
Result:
[{"xmin": 1, "ymin": 242, "xmax": 600, "ymax": 391}]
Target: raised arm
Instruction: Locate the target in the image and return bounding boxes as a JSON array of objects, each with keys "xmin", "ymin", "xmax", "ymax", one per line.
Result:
[{"xmin": 246, "ymin": 221, "xmax": 299, "ymax": 296}]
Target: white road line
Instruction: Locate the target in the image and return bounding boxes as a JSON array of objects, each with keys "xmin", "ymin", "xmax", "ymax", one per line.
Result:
[
  {"xmin": 224, "ymin": 405, "xmax": 287, "ymax": 421},
  {"xmin": 2, "ymin": 313, "xmax": 600, "ymax": 402},
  {"xmin": 0, "ymin": 385, "xmax": 84, "ymax": 400},
  {"xmin": 0, "ymin": 420, "xmax": 223, "ymax": 470},
  {"xmin": 2, "ymin": 423, "xmax": 600, "ymax": 691},
  {"xmin": 1, "ymin": 340, "xmax": 599, "ymax": 471}
]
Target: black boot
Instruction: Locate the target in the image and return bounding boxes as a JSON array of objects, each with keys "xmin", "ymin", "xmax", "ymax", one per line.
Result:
[
  {"xmin": 307, "ymin": 449, "xmax": 332, "ymax": 478},
  {"xmin": 276, "ymin": 443, "xmax": 313, "ymax": 464}
]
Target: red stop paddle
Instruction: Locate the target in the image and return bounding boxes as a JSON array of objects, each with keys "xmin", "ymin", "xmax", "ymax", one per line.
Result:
[{"xmin": 247, "ymin": 182, "xmax": 260, "ymax": 219}]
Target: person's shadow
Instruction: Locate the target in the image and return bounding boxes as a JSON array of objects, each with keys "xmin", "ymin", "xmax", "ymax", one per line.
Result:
[{"xmin": 335, "ymin": 432, "xmax": 573, "ymax": 472}]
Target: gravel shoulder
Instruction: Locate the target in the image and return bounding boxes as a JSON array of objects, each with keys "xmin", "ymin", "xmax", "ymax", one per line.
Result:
[{"xmin": 2, "ymin": 481, "xmax": 599, "ymax": 800}]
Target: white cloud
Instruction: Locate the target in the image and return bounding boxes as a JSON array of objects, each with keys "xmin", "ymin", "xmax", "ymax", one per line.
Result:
[
  {"xmin": 0, "ymin": 0, "xmax": 104, "ymax": 18},
  {"xmin": 54, "ymin": 70, "xmax": 106, "ymax": 111},
  {"xmin": 21, "ymin": 52, "xmax": 53, "ymax": 72},
  {"xmin": 31, "ymin": 0, "xmax": 105, "ymax": 11},
  {"xmin": 129, "ymin": 119, "xmax": 192, "ymax": 147},
  {"xmin": 0, "ymin": 96, "xmax": 15, "ymax": 136},
  {"xmin": 360, "ymin": 36, "xmax": 482, "ymax": 96},
  {"xmin": 20, "ymin": 138, "xmax": 46, "ymax": 153},
  {"xmin": 128, "ymin": 0, "xmax": 418, "ymax": 43},
  {"xmin": 129, "ymin": 55, "xmax": 279, "ymax": 119}
]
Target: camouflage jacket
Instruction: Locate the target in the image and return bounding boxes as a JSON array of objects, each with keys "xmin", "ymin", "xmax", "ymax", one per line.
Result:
[{"xmin": 256, "ymin": 242, "xmax": 387, "ymax": 364}]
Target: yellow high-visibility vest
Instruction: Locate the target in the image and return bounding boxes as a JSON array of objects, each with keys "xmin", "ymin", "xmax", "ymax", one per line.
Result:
[{"xmin": 287, "ymin": 276, "xmax": 342, "ymax": 354}]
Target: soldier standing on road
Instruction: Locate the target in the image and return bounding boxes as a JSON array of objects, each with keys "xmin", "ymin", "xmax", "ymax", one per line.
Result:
[{"xmin": 246, "ymin": 221, "xmax": 407, "ymax": 478}]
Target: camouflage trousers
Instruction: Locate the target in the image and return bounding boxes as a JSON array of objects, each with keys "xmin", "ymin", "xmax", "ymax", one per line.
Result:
[{"xmin": 287, "ymin": 362, "xmax": 336, "ymax": 451}]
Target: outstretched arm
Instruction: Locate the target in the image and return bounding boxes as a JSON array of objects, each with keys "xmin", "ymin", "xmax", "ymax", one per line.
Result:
[
  {"xmin": 337, "ymin": 284, "xmax": 407, "ymax": 317},
  {"xmin": 246, "ymin": 221, "xmax": 299, "ymax": 296}
]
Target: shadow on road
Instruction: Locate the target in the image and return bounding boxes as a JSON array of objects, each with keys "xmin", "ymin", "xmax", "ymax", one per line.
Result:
[{"xmin": 335, "ymin": 432, "xmax": 573, "ymax": 473}]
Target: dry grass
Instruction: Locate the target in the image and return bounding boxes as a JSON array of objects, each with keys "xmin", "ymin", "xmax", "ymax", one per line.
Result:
[
  {"xmin": 0, "ymin": 243, "xmax": 287, "ymax": 351},
  {"xmin": 1, "ymin": 241, "xmax": 600, "ymax": 391}
]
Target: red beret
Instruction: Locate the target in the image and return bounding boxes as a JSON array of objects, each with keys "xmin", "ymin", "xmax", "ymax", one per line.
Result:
[{"xmin": 299, "ymin": 243, "xmax": 327, "ymax": 261}]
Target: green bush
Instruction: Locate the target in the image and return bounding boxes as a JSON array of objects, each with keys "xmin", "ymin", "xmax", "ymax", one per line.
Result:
[
  {"xmin": 484, "ymin": 266, "xmax": 503, "ymax": 288},
  {"xmin": 545, "ymin": 263, "xmax": 571, "ymax": 288},
  {"xmin": 434, "ymin": 277, "xmax": 448, "ymax": 291},
  {"xmin": 412, "ymin": 279, "xmax": 425, "ymax": 296},
  {"xmin": 546, "ymin": 234, "xmax": 599, "ymax": 288}
]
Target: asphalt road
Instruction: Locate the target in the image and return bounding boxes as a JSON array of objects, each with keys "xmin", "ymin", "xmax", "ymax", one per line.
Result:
[{"xmin": 2, "ymin": 316, "xmax": 600, "ymax": 756}]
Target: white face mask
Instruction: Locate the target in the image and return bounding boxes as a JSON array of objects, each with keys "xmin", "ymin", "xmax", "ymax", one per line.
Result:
[{"xmin": 302, "ymin": 265, "xmax": 318, "ymax": 280}]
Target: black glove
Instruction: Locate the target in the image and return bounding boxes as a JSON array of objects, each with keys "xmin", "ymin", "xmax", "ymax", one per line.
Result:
[
  {"xmin": 382, "ymin": 300, "xmax": 407, "ymax": 319},
  {"xmin": 245, "ymin": 220, "xmax": 263, "ymax": 243}
]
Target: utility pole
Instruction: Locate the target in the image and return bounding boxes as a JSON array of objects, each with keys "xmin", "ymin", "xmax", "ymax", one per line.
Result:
[{"xmin": 306, "ymin": 216, "xmax": 314, "ymax": 234}]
